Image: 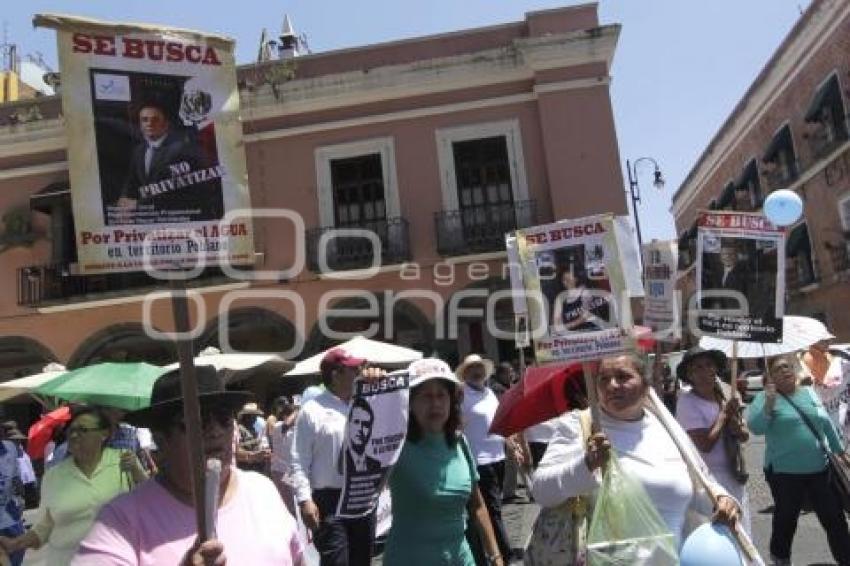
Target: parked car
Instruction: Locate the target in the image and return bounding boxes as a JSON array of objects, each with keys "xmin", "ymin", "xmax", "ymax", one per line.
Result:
[{"xmin": 737, "ymin": 369, "xmax": 763, "ymax": 402}]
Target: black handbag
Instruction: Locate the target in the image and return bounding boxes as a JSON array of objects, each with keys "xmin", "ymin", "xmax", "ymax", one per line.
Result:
[{"xmin": 781, "ymin": 391, "xmax": 850, "ymax": 512}]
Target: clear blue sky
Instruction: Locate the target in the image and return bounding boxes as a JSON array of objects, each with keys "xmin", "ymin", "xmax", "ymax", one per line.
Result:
[{"xmin": 7, "ymin": 1, "xmax": 809, "ymax": 241}]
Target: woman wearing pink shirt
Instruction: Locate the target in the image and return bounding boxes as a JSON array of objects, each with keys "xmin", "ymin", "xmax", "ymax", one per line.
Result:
[{"xmin": 72, "ymin": 366, "xmax": 303, "ymax": 566}]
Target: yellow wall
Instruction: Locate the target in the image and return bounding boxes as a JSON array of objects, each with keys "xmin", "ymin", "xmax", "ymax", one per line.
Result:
[{"xmin": 0, "ymin": 71, "xmax": 20, "ymax": 103}]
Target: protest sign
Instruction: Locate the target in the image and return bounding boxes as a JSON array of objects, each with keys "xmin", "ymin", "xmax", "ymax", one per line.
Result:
[
  {"xmin": 34, "ymin": 14, "xmax": 254, "ymax": 274},
  {"xmin": 696, "ymin": 211, "xmax": 785, "ymax": 342},
  {"xmin": 510, "ymin": 214, "xmax": 635, "ymax": 364},
  {"xmin": 642, "ymin": 240, "xmax": 679, "ymax": 340},
  {"xmin": 337, "ymin": 373, "xmax": 409, "ymax": 518}
]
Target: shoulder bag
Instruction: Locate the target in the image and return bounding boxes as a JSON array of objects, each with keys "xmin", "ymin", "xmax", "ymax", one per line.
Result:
[
  {"xmin": 524, "ymin": 410, "xmax": 592, "ymax": 566},
  {"xmin": 781, "ymin": 391, "xmax": 850, "ymax": 512}
]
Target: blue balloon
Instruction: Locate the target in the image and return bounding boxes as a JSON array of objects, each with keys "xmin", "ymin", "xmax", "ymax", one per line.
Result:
[
  {"xmin": 763, "ymin": 189, "xmax": 803, "ymax": 226},
  {"xmin": 680, "ymin": 523, "xmax": 743, "ymax": 566}
]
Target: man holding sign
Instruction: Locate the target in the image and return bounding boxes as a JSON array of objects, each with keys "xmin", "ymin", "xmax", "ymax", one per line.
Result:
[{"xmin": 290, "ymin": 349, "xmax": 376, "ymax": 566}]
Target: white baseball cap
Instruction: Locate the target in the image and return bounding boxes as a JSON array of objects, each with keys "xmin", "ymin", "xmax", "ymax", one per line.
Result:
[{"xmin": 407, "ymin": 358, "xmax": 461, "ymax": 389}]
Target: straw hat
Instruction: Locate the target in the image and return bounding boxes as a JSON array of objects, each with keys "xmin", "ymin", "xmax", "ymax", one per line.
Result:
[
  {"xmin": 455, "ymin": 354, "xmax": 495, "ymax": 381},
  {"xmin": 237, "ymin": 402, "xmax": 264, "ymax": 418}
]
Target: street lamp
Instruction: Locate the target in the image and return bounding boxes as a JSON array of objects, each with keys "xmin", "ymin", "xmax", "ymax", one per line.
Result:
[{"xmin": 626, "ymin": 157, "xmax": 665, "ymax": 252}]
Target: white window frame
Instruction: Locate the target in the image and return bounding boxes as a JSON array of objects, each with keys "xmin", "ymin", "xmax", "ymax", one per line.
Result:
[
  {"xmin": 838, "ymin": 193, "xmax": 850, "ymax": 232},
  {"xmin": 314, "ymin": 137, "xmax": 400, "ymax": 228},
  {"xmin": 838, "ymin": 193, "xmax": 850, "ymax": 256},
  {"xmin": 434, "ymin": 119, "xmax": 529, "ymax": 211}
]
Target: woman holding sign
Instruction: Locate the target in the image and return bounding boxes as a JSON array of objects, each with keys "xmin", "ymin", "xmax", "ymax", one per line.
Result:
[
  {"xmin": 382, "ymin": 359, "xmax": 505, "ymax": 566},
  {"xmin": 532, "ymin": 355, "xmax": 740, "ymax": 549}
]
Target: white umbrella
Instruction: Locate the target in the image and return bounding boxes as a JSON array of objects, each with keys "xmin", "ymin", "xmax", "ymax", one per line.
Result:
[
  {"xmin": 286, "ymin": 336, "xmax": 422, "ymax": 376},
  {"xmin": 698, "ymin": 315, "xmax": 834, "ymax": 359},
  {"xmin": 0, "ymin": 363, "xmax": 67, "ymax": 403},
  {"xmin": 164, "ymin": 347, "xmax": 295, "ymax": 383}
]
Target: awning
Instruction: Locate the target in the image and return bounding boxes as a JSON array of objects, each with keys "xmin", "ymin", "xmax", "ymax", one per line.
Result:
[
  {"xmin": 718, "ymin": 182, "xmax": 736, "ymax": 208},
  {"xmin": 734, "ymin": 160, "xmax": 762, "ymax": 204},
  {"xmin": 763, "ymin": 126, "xmax": 793, "ymax": 162},
  {"xmin": 29, "ymin": 182, "xmax": 70, "ymax": 215},
  {"xmin": 735, "ymin": 160, "xmax": 759, "ymax": 190},
  {"xmin": 805, "ymin": 74, "xmax": 841, "ymax": 122},
  {"xmin": 786, "ymin": 223, "xmax": 811, "ymax": 256}
]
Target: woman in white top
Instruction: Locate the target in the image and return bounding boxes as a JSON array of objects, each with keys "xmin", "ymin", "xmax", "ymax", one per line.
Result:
[
  {"xmin": 532, "ymin": 354, "xmax": 739, "ymax": 549},
  {"xmin": 675, "ymin": 347, "xmax": 751, "ymax": 535},
  {"xmin": 801, "ymin": 339, "xmax": 850, "ymax": 439}
]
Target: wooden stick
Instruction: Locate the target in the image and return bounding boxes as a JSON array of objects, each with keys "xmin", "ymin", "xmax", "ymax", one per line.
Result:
[
  {"xmin": 581, "ymin": 362, "xmax": 601, "ymax": 428},
  {"xmin": 170, "ymin": 278, "xmax": 208, "ymax": 541},
  {"xmin": 647, "ymin": 388, "xmax": 763, "ymax": 565},
  {"xmin": 730, "ymin": 340, "xmax": 740, "ymax": 401}
]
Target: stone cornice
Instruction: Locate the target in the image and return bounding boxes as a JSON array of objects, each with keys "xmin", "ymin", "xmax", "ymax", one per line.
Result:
[
  {"xmin": 240, "ymin": 25, "xmax": 619, "ymax": 124},
  {"xmin": 0, "ymin": 25, "xmax": 619, "ymax": 160}
]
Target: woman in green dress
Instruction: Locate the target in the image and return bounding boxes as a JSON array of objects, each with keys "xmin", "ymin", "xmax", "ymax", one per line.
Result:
[{"xmin": 383, "ymin": 358, "xmax": 506, "ymax": 566}]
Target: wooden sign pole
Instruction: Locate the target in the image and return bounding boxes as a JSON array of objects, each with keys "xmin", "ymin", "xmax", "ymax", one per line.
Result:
[{"xmin": 170, "ymin": 278, "xmax": 208, "ymax": 541}]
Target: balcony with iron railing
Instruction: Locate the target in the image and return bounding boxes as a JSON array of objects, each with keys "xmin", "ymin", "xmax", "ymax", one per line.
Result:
[
  {"xmin": 17, "ymin": 263, "xmax": 245, "ymax": 308},
  {"xmin": 434, "ymin": 199, "xmax": 537, "ymax": 257},
  {"xmin": 305, "ymin": 217, "xmax": 411, "ymax": 273}
]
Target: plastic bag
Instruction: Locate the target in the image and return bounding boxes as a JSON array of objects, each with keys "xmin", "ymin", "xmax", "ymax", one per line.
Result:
[{"xmin": 586, "ymin": 453, "xmax": 678, "ymax": 566}]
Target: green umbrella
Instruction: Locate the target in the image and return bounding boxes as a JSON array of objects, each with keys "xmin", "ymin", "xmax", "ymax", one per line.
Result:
[{"xmin": 35, "ymin": 362, "xmax": 169, "ymax": 411}]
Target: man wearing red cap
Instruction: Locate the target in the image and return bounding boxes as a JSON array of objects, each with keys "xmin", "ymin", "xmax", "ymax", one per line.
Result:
[{"xmin": 290, "ymin": 348, "xmax": 374, "ymax": 566}]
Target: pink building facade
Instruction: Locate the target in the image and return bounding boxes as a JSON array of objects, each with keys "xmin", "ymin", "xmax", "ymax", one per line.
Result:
[{"xmin": 0, "ymin": 4, "xmax": 628, "ymax": 386}]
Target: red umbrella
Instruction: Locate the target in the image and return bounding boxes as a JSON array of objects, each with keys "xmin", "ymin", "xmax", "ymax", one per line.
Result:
[
  {"xmin": 27, "ymin": 406, "xmax": 72, "ymax": 460},
  {"xmin": 489, "ymin": 363, "xmax": 589, "ymax": 437}
]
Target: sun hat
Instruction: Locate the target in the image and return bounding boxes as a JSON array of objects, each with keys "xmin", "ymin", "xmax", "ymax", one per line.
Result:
[
  {"xmin": 676, "ymin": 347, "xmax": 728, "ymax": 382},
  {"xmin": 237, "ymin": 402, "xmax": 264, "ymax": 418},
  {"xmin": 455, "ymin": 354, "xmax": 495, "ymax": 381},
  {"xmin": 408, "ymin": 359, "xmax": 461, "ymax": 389},
  {"xmin": 126, "ymin": 365, "xmax": 250, "ymax": 428}
]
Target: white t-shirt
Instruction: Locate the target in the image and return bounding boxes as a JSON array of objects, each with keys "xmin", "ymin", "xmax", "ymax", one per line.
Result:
[
  {"xmin": 525, "ymin": 418, "xmax": 558, "ymax": 444},
  {"xmin": 461, "ymin": 384, "xmax": 505, "ymax": 465},
  {"xmin": 675, "ymin": 390, "xmax": 729, "ymax": 472}
]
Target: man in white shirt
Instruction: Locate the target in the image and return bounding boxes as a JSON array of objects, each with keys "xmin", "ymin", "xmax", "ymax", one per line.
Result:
[
  {"xmin": 457, "ymin": 354, "xmax": 513, "ymax": 563},
  {"xmin": 290, "ymin": 348, "xmax": 374, "ymax": 566}
]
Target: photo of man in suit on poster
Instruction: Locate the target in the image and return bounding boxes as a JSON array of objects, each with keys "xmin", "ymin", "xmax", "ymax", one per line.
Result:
[
  {"xmin": 345, "ymin": 397, "xmax": 382, "ymax": 474},
  {"xmin": 701, "ymin": 238, "xmax": 750, "ymax": 311},
  {"xmin": 112, "ymin": 97, "xmax": 223, "ymax": 223},
  {"xmin": 93, "ymin": 71, "xmax": 226, "ymax": 226}
]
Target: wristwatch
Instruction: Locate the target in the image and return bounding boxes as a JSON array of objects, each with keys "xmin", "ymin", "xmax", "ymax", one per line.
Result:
[{"xmin": 486, "ymin": 553, "xmax": 502, "ymax": 565}]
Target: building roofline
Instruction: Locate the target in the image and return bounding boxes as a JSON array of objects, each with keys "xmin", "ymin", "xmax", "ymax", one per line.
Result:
[
  {"xmin": 235, "ymin": 4, "xmax": 599, "ymax": 73},
  {"xmin": 671, "ymin": 0, "xmax": 822, "ymax": 205}
]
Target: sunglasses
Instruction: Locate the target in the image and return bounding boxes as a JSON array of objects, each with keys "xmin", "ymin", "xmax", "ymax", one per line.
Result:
[
  {"xmin": 169, "ymin": 406, "xmax": 235, "ymax": 432},
  {"xmin": 67, "ymin": 425, "xmax": 105, "ymax": 436}
]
